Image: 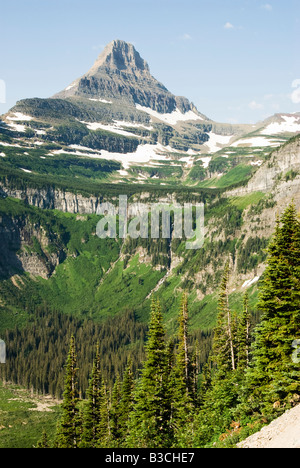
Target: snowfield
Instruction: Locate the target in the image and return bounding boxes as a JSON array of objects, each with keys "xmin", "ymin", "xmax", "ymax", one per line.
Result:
[
  {"xmin": 242, "ymin": 276, "xmax": 260, "ymax": 288},
  {"xmin": 65, "ymin": 83, "xmax": 76, "ymax": 91},
  {"xmin": 98, "ymin": 144, "xmax": 170, "ymax": 169},
  {"xmin": 261, "ymin": 115, "xmax": 300, "ymax": 135},
  {"xmin": 80, "ymin": 120, "xmax": 152, "ymax": 138},
  {"xmin": 199, "ymin": 156, "xmax": 212, "ymax": 168},
  {"xmin": 6, "ymin": 122, "xmax": 26, "ymax": 132},
  {"xmin": 231, "ymin": 136, "xmax": 283, "ymax": 148},
  {"xmin": 7, "ymin": 112, "xmax": 33, "ymax": 121},
  {"xmin": 204, "ymin": 132, "xmax": 234, "ymax": 153},
  {"xmin": 135, "ymin": 104, "xmax": 203, "ymax": 125},
  {"xmin": 49, "ymin": 143, "xmax": 174, "ymax": 169},
  {"xmin": 89, "ymin": 98, "xmax": 112, "ymax": 104}
]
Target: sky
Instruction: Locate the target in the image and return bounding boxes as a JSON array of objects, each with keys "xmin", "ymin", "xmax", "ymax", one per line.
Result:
[{"xmin": 0, "ymin": 0, "xmax": 299, "ymax": 124}]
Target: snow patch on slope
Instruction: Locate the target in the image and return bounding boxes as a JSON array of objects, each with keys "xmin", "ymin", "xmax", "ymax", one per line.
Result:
[
  {"xmin": 49, "ymin": 143, "xmax": 173, "ymax": 170},
  {"xmin": 80, "ymin": 120, "xmax": 153, "ymax": 137},
  {"xmin": 7, "ymin": 113, "xmax": 33, "ymax": 122},
  {"xmin": 204, "ymin": 132, "xmax": 234, "ymax": 153},
  {"xmin": 231, "ymin": 137, "xmax": 283, "ymax": 148},
  {"xmin": 135, "ymin": 104, "xmax": 203, "ymax": 125},
  {"xmin": 242, "ymin": 276, "xmax": 260, "ymax": 288},
  {"xmin": 89, "ymin": 98, "xmax": 112, "ymax": 104},
  {"xmin": 261, "ymin": 115, "xmax": 300, "ymax": 135}
]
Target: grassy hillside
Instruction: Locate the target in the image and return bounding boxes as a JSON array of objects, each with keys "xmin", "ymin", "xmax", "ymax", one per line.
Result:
[{"xmin": 0, "ymin": 381, "xmax": 60, "ymax": 448}]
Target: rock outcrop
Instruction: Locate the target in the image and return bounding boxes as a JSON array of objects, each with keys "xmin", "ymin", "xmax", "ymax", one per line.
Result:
[
  {"xmin": 226, "ymin": 136, "xmax": 300, "ymax": 207},
  {"xmin": 0, "ymin": 214, "xmax": 64, "ymax": 279}
]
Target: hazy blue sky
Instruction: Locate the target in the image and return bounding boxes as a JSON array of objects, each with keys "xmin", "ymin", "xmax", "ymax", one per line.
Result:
[{"xmin": 0, "ymin": 0, "xmax": 299, "ymax": 123}]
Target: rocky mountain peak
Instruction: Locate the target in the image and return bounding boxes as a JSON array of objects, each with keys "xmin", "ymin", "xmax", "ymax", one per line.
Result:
[
  {"xmin": 89, "ymin": 40, "xmax": 150, "ymax": 75},
  {"xmin": 54, "ymin": 39, "xmax": 200, "ymax": 114}
]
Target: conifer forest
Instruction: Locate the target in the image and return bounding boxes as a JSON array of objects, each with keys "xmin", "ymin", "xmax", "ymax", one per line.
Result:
[{"xmin": 30, "ymin": 203, "xmax": 300, "ymax": 448}]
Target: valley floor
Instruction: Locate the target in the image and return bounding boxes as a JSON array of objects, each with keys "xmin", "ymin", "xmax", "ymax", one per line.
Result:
[{"xmin": 0, "ymin": 381, "xmax": 61, "ymax": 448}]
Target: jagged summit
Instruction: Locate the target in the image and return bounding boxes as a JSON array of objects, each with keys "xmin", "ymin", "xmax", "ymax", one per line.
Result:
[
  {"xmin": 89, "ymin": 40, "xmax": 150, "ymax": 75},
  {"xmin": 54, "ymin": 39, "xmax": 202, "ymax": 115}
]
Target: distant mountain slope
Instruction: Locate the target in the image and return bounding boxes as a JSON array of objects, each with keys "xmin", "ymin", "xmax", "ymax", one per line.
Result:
[{"xmin": 0, "ymin": 40, "xmax": 299, "ymax": 189}]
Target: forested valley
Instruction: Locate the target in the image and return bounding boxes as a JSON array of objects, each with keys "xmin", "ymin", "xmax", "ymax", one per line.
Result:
[{"xmin": 34, "ymin": 203, "xmax": 300, "ymax": 448}]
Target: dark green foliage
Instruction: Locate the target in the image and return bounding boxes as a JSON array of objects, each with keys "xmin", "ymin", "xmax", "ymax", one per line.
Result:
[
  {"xmin": 212, "ymin": 261, "xmax": 236, "ymax": 375},
  {"xmin": 0, "ymin": 308, "xmax": 147, "ymax": 398},
  {"xmin": 237, "ymin": 292, "xmax": 251, "ymax": 371},
  {"xmin": 113, "ymin": 361, "xmax": 134, "ymax": 443},
  {"xmin": 36, "ymin": 431, "xmax": 50, "ymax": 449},
  {"xmin": 52, "ymin": 296, "xmax": 202, "ymax": 449},
  {"xmin": 246, "ymin": 204, "xmax": 300, "ymax": 413},
  {"xmin": 170, "ymin": 294, "xmax": 196, "ymax": 442},
  {"xmin": 208, "ymin": 156, "xmax": 230, "ymax": 174},
  {"xmin": 1, "ymin": 185, "xmax": 300, "ymax": 448},
  {"xmin": 237, "ymin": 237, "xmax": 269, "ymax": 274},
  {"xmin": 55, "ymin": 336, "xmax": 80, "ymax": 448},
  {"xmin": 189, "ymin": 163, "xmax": 207, "ymax": 181},
  {"xmin": 80, "ymin": 345, "xmax": 104, "ymax": 448},
  {"xmin": 0, "ymin": 150, "xmax": 121, "ymax": 180},
  {"xmin": 126, "ymin": 299, "xmax": 172, "ymax": 448},
  {"xmin": 189, "ymin": 203, "xmax": 300, "ymax": 447}
]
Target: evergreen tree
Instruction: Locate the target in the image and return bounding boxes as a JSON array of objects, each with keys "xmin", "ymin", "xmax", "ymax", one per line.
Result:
[
  {"xmin": 117, "ymin": 360, "xmax": 135, "ymax": 443},
  {"xmin": 170, "ymin": 294, "xmax": 198, "ymax": 445},
  {"xmin": 172, "ymin": 294, "xmax": 195, "ymax": 426},
  {"xmin": 176, "ymin": 293, "xmax": 191, "ymax": 390},
  {"xmin": 80, "ymin": 345, "xmax": 103, "ymax": 448},
  {"xmin": 96, "ymin": 379, "xmax": 110, "ymax": 447},
  {"xmin": 237, "ymin": 292, "xmax": 251, "ymax": 371},
  {"xmin": 212, "ymin": 261, "xmax": 236, "ymax": 375},
  {"xmin": 246, "ymin": 203, "xmax": 300, "ymax": 412},
  {"xmin": 126, "ymin": 299, "xmax": 172, "ymax": 448},
  {"xmin": 198, "ymin": 362, "xmax": 212, "ymax": 404},
  {"xmin": 55, "ymin": 335, "xmax": 80, "ymax": 448},
  {"xmin": 190, "ymin": 339, "xmax": 201, "ymax": 403},
  {"xmin": 109, "ymin": 375, "xmax": 122, "ymax": 443}
]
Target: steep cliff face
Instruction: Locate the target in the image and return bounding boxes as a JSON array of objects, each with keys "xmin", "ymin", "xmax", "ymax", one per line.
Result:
[
  {"xmin": 0, "ymin": 184, "xmax": 103, "ymax": 214},
  {"xmin": 0, "ymin": 182, "xmax": 189, "ymax": 216},
  {"xmin": 0, "ymin": 214, "xmax": 64, "ymax": 279},
  {"xmin": 247, "ymin": 136, "xmax": 300, "ymax": 192},
  {"xmin": 226, "ymin": 136, "xmax": 300, "ymax": 203}
]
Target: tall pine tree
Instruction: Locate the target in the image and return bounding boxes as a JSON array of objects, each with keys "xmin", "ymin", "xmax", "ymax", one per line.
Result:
[
  {"xmin": 80, "ymin": 345, "xmax": 104, "ymax": 448},
  {"xmin": 126, "ymin": 299, "xmax": 172, "ymax": 448},
  {"xmin": 246, "ymin": 203, "xmax": 300, "ymax": 412},
  {"xmin": 172, "ymin": 294, "xmax": 195, "ymax": 425},
  {"xmin": 212, "ymin": 260, "xmax": 236, "ymax": 375},
  {"xmin": 117, "ymin": 360, "xmax": 135, "ymax": 443},
  {"xmin": 170, "ymin": 294, "xmax": 197, "ymax": 445},
  {"xmin": 237, "ymin": 292, "xmax": 251, "ymax": 371},
  {"xmin": 55, "ymin": 336, "xmax": 80, "ymax": 448}
]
